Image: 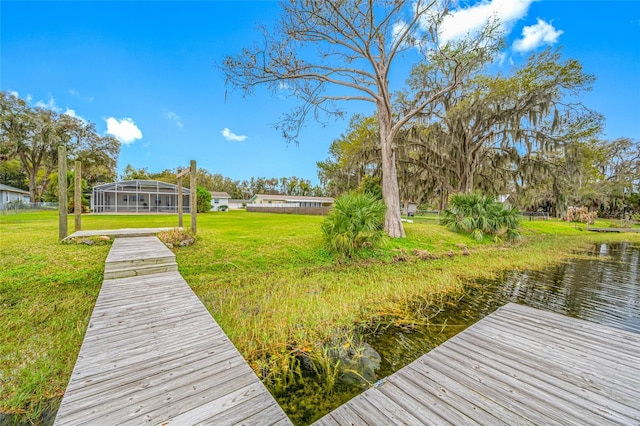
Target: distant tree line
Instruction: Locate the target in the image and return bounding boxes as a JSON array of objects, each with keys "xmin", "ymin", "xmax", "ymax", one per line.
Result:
[{"xmin": 119, "ymin": 164, "xmax": 326, "ymax": 200}]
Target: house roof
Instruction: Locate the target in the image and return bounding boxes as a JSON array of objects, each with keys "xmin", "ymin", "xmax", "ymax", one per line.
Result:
[
  {"xmin": 210, "ymin": 192, "xmax": 231, "ymax": 198},
  {"xmin": 250, "ymin": 194, "xmax": 334, "ymax": 203},
  {"xmin": 0, "ymin": 183, "xmax": 30, "ymax": 195},
  {"xmin": 92, "ymin": 180, "xmax": 189, "ymax": 194}
]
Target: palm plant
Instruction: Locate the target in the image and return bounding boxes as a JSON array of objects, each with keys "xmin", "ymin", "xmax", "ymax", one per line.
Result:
[
  {"xmin": 321, "ymin": 192, "xmax": 387, "ymax": 258},
  {"xmin": 442, "ymin": 192, "xmax": 521, "ymax": 241}
]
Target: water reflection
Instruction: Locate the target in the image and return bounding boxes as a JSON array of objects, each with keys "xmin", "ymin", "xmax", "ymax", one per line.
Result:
[{"xmin": 370, "ymin": 242, "xmax": 640, "ymax": 380}]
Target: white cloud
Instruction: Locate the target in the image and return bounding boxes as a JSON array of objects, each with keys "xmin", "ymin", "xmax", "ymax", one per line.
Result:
[
  {"xmin": 513, "ymin": 19, "xmax": 563, "ymax": 52},
  {"xmin": 105, "ymin": 117, "xmax": 143, "ymax": 145},
  {"xmin": 392, "ymin": 20, "xmax": 408, "ymax": 43},
  {"xmin": 164, "ymin": 111, "xmax": 184, "ymax": 127},
  {"xmin": 439, "ymin": 0, "xmax": 534, "ymax": 44},
  {"xmin": 221, "ymin": 128, "xmax": 247, "ymax": 142},
  {"xmin": 35, "ymin": 96, "xmax": 62, "ymax": 112},
  {"xmin": 63, "ymin": 108, "xmax": 86, "ymax": 122},
  {"xmin": 9, "ymin": 90, "xmax": 19, "ymax": 98}
]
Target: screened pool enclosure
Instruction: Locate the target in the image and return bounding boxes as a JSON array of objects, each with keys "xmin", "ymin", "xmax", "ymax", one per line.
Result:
[{"xmin": 91, "ymin": 180, "xmax": 190, "ymax": 213}]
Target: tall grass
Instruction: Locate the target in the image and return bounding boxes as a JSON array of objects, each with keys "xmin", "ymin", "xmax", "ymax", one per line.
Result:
[{"xmin": 1, "ymin": 210, "xmax": 638, "ymax": 423}]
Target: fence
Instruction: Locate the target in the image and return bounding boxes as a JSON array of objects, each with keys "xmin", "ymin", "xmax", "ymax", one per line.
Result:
[
  {"xmin": 521, "ymin": 212, "xmax": 550, "ymax": 220},
  {"xmin": 247, "ymin": 205, "xmax": 332, "ymax": 216},
  {"xmin": 0, "ymin": 201, "xmax": 58, "ymax": 214}
]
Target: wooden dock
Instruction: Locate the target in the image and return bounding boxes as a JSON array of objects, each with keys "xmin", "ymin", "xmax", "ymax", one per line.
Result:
[
  {"xmin": 64, "ymin": 227, "xmax": 182, "ymax": 240},
  {"xmin": 586, "ymin": 227, "xmax": 640, "ymax": 233},
  {"xmin": 54, "ymin": 236, "xmax": 290, "ymax": 425},
  {"xmin": 315, "ymin": 303, "xmax": 640, "ymax": 425}
]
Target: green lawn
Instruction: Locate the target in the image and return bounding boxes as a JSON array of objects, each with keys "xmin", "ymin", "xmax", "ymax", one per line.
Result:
[{"xmin": 1, "ymin": 210, "xmax": 638, "ymax": 421}]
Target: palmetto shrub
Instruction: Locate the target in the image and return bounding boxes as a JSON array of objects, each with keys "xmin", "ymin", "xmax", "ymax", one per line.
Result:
[
  {"xmin": 321, "ymin": 192, "xmax": 386, "ymax": 257},
  {"xmin": 441, "ymin": 192, "xmax": 521, "ymax": 242}
]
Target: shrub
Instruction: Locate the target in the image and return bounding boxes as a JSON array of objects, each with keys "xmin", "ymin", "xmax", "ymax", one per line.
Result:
[
  {"xmin": 321, "ymin": 192, "xmax": 386, "ymax": 257},
  {"xmin": 196, "ymin": 186, "xmax": 212, "ymax": 213},
  {"xmin": 441, "ymin": 192, "xmax": 521, "ymax": 242},
  {"xmin": 563, "ymin": 206, "xmax": 596, "ymax": 225}
]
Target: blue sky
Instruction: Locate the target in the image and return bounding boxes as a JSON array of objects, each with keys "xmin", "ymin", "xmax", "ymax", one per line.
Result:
[{"xmin": 2, "ymin": 1, "xmax": 639, "ymax": 185}]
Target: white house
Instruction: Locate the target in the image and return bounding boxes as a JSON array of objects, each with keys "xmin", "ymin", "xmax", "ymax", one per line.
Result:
[
  {"xmin": 249, "ymin": 194, "xmax": 334, "ymax": 207},
  {"xmin": 0, "ymin": 184, "xmax": 31, "ymax": 208},
  {"xmin": 210, "ymin": 192, "xmax": 231, "ymax": 211},
  {"xmin": 228, "ymin": 199, "xmax": 249, "ymax": 210}
]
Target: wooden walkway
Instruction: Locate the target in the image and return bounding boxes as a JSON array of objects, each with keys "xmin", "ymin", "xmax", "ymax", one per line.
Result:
[
  {"xmin": 55, "ymin": 236, "xmax": 290, "ymax": 425},
  {"xmin": 64, "ymin": 227, "xmax": 181, "ymax": 240},
  {"xmin": 587, "ymin": 227, "xmax": 640, "ymax": 233},
  {"xmin": 315, "ymin": 303, "xmax": 640, "ymax": 425}
]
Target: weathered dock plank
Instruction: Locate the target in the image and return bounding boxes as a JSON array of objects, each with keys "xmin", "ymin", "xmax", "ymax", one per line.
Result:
[
  {"xmin": 64, "ymin": 227, "xmax": 182, "ymax": 240},
  {"xmin": 314, "ymin": 303, "xmax": 640, "ymax": 425},
  {"xmin": 55, "ymin": 237, "xmax": 290, "ymax": 425},
  {"xmin": 586, "ymin": 227, "xmax": 640, "ymax": 233}
]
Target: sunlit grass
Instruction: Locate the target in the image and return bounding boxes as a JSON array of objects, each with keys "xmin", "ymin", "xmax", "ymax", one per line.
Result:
[{"xmin": 1, "ymin": 210, "xmax": 638, "ymax": 421}]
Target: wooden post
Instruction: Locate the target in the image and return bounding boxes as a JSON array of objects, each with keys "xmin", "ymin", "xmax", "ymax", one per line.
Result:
[
  {"xmin": 58, "ymin": 146, "xmax": 68, "ymax": 240},
  {"xmin": 74, "ymin": 160, "xmax": 82, "ymax": 232},
  {"xmin": 177, "ymin": 176, "xmax": 183, "ymax": 228},
  {"xmin": 190, "ymin": 160, "xmax": 197, "ymax": 234}
]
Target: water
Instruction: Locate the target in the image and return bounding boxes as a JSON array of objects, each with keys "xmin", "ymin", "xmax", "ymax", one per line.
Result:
[
  {"xmin": 288, "ymin": 242, "xmax": 640, "ymax": 424},
  {"xmin": 370, "ymin": 242, "xmax": 640, "ymax": 380}
]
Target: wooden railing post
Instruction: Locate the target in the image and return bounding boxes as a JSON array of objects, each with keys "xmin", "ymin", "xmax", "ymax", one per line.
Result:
[
  {"xmin": 177, "ymin": 176, "xmax": 183, "ymax": 228},
  {"xmin": 190, "ymin": 160, "xmax": 197, "ymax": 234},
  {"xmin": 74, "ymin": 160, "xmax": 82, "ymax": 232},
  {"xmin": 58, "ymin": 146, "xmax": 68, "ymax": 240}
]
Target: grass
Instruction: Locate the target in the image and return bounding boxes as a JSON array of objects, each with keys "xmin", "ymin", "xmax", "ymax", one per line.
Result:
[{"xmin": 1, "ymin": 210, "xmax": 639, "ymax": 422}]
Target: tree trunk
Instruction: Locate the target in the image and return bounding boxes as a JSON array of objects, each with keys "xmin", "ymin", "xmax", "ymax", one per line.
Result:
[
  {"xmin": 378, "ymin": 107, "xmax": 405, "ymax": 238},
  {"xmin": 28, "ymin": 172, "xmax": 37, "ymax": 202}
]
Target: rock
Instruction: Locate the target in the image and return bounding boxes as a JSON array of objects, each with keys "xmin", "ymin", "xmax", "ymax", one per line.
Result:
[
  {"xmin": 81, "ymin": 239, "xmax": 94, "ymax": 245},
  {"xmin": 447, "ymin": 250, "xmax": 455, "ymax": 258},
  {"xmin": 165, "ymin": 243, "xmax": 174, "ymax": 249},
  {"xmin": 462, "ymin": 247, "xmax": 470, "ymax": 256},
  {"xmin": 98, "ymin": 235, "xmax": 110, "ymax": 241},
  {"xmin": 179, "ymin": 238, "xmax": 195, "ymax": 247},
  {"xmin": 334, "ymin": 343, "xmax": 381, "ymax": 386}
]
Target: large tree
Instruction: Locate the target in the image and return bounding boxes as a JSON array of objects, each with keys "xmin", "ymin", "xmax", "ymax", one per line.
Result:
[
  {"xmin": 396, "ymin": 49, "xmax": 601, "ymax": 209},
  {"xmin": 0, "ymin": 92, "xmax": 120, "ymax": 200},
  {"xmin": 221, "ymin": 0, "xmax": 500, "ymax": 237}
]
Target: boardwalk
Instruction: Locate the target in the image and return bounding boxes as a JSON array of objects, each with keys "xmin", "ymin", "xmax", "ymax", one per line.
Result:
[
  {"xmin": 64, "ymin": 227, "xmax": 181, "ymax": 240},
  {"xmin": 55, "ymin": 236, "xmax": 290, "ymax": 425},
  {"xmin": 315, "ymin": 303, "xmax": 640, "ymax": 425}
]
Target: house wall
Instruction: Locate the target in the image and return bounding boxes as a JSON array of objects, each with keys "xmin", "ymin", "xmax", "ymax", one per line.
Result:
[
  {"xmin": 227, "ymin": 200, "xmax": 246, "ymax": 210},
  {"xmin": 247, "ymin": 205, "xmax": 331, "ymax": 216},
  {"xmin": 210, "ymin": 197, "xmax": 231, "ymax": 210},
  {"xmin": 93, "ymin": 191, "xmax": 190, "ymax": 213},
  {"xmin": 0, "ymin": 190, "xmax": 30, "ymax": 204}
]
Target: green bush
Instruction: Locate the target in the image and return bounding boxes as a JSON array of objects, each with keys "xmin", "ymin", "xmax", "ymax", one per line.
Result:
[
  {"xmin": 441, "ymin": 192, "xmax": 521, "ymax": 242},
  {"xmin": 321, "ymin": 192, "xmax": 386, "ymax": 257},
  {"xmin": 196, "ymin": 186, "xmax": 212, "ymax": 213}
]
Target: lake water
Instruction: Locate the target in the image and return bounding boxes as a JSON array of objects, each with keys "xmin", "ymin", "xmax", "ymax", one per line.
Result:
[{"xmin": 284, "ymin": 242, "xmax": 640, "ymax": 425}]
